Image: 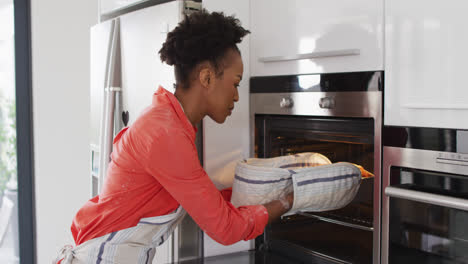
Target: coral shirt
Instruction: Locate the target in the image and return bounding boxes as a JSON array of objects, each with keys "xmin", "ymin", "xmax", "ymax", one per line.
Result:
[{"xmin": 71, "ymin": 86, "xmax": 268, "ymax": 246}]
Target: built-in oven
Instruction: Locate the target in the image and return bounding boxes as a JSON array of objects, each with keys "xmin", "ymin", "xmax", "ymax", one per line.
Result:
[
  {"xmin": 382, "ymin": 127, "xmax": 468, "ymax": 264},
  {"xmin": 250, "ymin": 71, "xmax": 383, "ymax": 264}
]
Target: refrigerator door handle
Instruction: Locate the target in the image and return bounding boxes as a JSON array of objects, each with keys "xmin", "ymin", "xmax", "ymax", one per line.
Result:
[{"xmin": 98, "ymin": 18, "xmax": 121, "ymax": 192}]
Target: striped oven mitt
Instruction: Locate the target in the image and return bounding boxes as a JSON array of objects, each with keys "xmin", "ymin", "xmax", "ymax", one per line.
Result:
[
  {"xmin": 231, "ymin": 153, "xmax": 363, "ymax": 216},
  {"xmin": 231, "ymin": 152, "xmax": 332, "ymax": 208},
  {"xmin": 284, "ymin": 162, "xmax": 361, "ymax": 216}
]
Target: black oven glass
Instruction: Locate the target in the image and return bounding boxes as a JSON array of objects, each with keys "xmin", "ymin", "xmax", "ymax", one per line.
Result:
[
  {"xmin": 255, "ymin": 115, "xmax": 374, "ymax": 166},
  {"xmin": 389, "ymin": 167, "xmax": 468, "ymax": 264},
  {"xmin": 255, "ymin": 114, "xmax": 375, "ymax": 264}
]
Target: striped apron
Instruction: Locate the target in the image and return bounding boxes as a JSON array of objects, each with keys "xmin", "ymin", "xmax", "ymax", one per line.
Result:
[{"xmin": 54, "ymin": 206, "xmax": 186, "ymax": 264}]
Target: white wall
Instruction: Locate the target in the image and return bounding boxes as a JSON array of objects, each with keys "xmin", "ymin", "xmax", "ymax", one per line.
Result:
[{"xmin": 30, "ymin": 1, "xmax": 97, "ymax": 263}]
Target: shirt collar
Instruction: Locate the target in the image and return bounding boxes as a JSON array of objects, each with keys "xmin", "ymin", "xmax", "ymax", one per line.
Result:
[{"xmin": 153, "ymin": 86, "xmax": 198, "ymax": 139}]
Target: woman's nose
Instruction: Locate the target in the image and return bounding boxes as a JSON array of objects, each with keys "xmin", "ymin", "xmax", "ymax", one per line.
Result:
[{"xmin": 234, "ymin": 89, "xmax": 239, "ymax": 102}]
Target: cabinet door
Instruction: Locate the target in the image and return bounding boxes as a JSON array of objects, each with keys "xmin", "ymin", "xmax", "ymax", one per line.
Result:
[
  {"xmin": 385, "ymin": 0, "xmax": 468, "ymax": 129},
  {"xmin": 250, "ymin": 0, "xmax": 383, "ymax": 76}
]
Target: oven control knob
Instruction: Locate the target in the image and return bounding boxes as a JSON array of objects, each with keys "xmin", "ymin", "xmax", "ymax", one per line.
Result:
[
  {"xmin": 280, "ymin": 97, "xmax": 294, "ymax": 108},
  {"xmin": 319, "ymin": 97, "xmax": 335, "ymax": 109}
]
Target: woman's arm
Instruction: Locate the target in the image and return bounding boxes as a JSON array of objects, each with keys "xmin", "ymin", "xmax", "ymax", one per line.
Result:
[{"xmin": 143, "ymin": 130, "xmax": 269, "ymax": 245}]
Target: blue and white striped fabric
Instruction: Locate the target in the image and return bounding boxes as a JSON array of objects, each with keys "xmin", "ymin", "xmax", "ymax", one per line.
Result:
[
  {"xmin": 231, "ymin": 153, "xmax": 361, "ymax": 216},
  {"xmin": 286, "ymin": 162, "xmax": 361, "ymax": 216},
  {"xmin": 54, "ymin": 206, "xmax": 186, "ymax": 264},
  {"xmin": 231, "ymin": 153, "xmax": 331, "ymax": 208}
]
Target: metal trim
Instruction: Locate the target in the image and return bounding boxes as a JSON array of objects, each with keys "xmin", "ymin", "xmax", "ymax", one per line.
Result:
[
  {"xmin": 99, "ymin": 0, "xmax": 201, "ymax": 22},
  {"xmin": 383, "ymin": 147, "xmax": 468, "ymax": 177},
  {"xmin": 297, "ymin": 212, "xmax": 374, "ymax": 232},
  {"xmin": 100, "ymin": 0, "xmax": 174, "ymax": 22},
  {"xmin": 251, "ymin": 91, "xmax": 381, "ymax": 119},
  {"xmin": 14, "ymin": 0, "xmax": 37, "ymax": 262}
]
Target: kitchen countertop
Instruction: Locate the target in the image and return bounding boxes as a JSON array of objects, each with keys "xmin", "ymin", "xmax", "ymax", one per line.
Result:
[{"xmin": 171, "ymin": 250, "xmax": 302, "ymax": 264}]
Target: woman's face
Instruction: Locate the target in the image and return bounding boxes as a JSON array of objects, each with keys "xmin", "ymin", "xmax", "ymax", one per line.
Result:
[{"xmin": 206, "ymin": 50, "xmax": 243, "ymax": 123}]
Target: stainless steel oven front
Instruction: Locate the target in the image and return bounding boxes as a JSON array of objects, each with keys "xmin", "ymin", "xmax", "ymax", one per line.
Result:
[
  {"xmin": 382, "ymin": 128, "xmax": 468, "ymax": 264},
  {"xmin": 250, "ymin": 71, "xmax": 383, "ymax": 264}
]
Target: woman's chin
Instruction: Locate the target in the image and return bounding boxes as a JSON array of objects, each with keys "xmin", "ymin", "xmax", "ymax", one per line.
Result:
[
  {"xmin": 213, "ymin": 115, "xmax": 228, "ymax": 124},
  {"xmin": 207, "ymin": 112, "xmax": 229, "ymax": 124}
]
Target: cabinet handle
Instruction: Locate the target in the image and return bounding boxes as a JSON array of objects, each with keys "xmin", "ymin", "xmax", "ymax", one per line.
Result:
[
  {"xmin": 403, "ymin": 103, "xmax": 468, "ymax": 110},
  {"xmin": 259, "ymin": 49, "xmax": 360, "ymax": 63}
]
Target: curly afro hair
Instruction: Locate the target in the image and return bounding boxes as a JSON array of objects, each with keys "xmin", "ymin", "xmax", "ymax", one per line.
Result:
[{"xmin": 159, "ymin": 9, "xmax": 250, "ymax": 89}]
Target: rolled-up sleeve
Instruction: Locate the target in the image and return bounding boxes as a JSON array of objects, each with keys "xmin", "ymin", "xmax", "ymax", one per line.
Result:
[
  {"xmin": 220, "ymin": 187, "xmax": 232, "ymax": 201},
  {"xmin": 142, "ymin": 129, "xmax": 268, "ymax": 245}
]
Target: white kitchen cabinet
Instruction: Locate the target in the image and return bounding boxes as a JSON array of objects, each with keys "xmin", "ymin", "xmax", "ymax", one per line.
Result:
[
  {"xmin": 250, "ymin": 0, "xmax": 383, "ymax": 77},
  {"xmin": 385, "ymin": 0, "xmax": 468, "ymax": 129}
]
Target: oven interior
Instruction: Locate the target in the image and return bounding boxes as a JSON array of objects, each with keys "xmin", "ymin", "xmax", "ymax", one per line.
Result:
[{"xmin": 255, "ymin": 115, "xmax": 375, "ymax": 264}]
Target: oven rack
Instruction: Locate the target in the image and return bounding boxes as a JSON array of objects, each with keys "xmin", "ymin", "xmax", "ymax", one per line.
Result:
[{"xmin": 297, "ymin": 211, "xmax": 374, "ymax": 232}]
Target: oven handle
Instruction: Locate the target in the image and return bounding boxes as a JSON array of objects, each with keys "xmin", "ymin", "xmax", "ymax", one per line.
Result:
[{"xmin": 385, "ymin": 186, "xmax": 468, "ymax": 212}]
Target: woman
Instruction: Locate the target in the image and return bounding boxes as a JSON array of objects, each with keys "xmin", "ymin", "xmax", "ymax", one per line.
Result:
[{"xmin": 55, "ymin": 10, "xmax": 293, "ymax": 263}]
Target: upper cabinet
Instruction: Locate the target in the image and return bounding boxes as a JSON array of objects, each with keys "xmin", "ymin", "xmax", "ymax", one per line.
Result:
[
  {"xmin": 250, "ymin": 0, "xmax": 384, "ymax": 77},
  {"xmin": 385, "ymin": 0, "xmax": 468, "ymax": 129}
]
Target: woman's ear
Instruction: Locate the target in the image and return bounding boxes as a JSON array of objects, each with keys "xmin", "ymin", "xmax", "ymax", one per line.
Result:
[
  {"xmin": 199, "ymin": 63, "xmax": 215, "ymax": 91},
  {"xmin": 200, "ymin": 68, "xmax": 210, "ymax": 87}
]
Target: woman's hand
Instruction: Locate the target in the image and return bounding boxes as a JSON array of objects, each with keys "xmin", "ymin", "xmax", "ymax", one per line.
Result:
[{"xmin": 262, "ymin": 192, "xmax": 294, "ymax": 224}]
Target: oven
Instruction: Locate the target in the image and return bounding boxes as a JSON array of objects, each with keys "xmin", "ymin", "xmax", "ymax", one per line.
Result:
[
  {"xmin": 382, "ymin": 127, "xmax": 468, "ymax": 264},
  {"xmin": 250, "ymin": 71, "xmax": 383, "ymax": 264}
]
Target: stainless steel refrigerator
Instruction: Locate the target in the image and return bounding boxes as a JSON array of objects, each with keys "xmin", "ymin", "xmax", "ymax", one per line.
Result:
[{"xmin": 89, "ymin": 1, "xmax": 203, "ymax": 263}]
